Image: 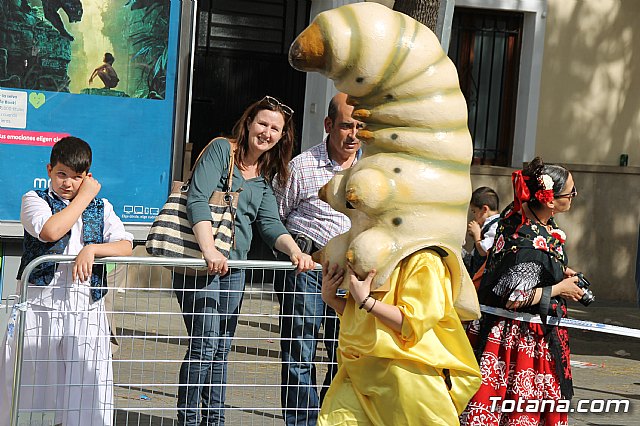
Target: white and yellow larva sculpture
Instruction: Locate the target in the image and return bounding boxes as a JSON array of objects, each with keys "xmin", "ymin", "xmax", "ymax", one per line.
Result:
[{"xmin": 289, "ymin": 2, "xmax": 480, "ymax": 320}]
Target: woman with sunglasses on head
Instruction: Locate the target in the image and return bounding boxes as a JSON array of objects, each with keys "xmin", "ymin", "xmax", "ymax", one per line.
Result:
[
  {"xmin": 461, "ymin": 157, "xmax": 582, "ymax": 426},
  {"xmin": 174, "ymin": 96, "xmax": 315, "ymax": 426}
]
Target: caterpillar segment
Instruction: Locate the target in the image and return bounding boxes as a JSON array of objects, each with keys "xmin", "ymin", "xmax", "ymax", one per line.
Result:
[
  {"xmin": 291, "ymin": 2, "xmax": 479, "ymax": 320},
  {"xmin": 317, "ymin": 171, "xmax": 354, "ymax": 217},
  {"xmin": 315, "ymin": 6, "xmax": 411, "ymax": 97},
  {"xmin": 326, "ymin": 205, "xmax": 470, "ymax": 301},
  {"xmin": 344, "ymin": 154, "xmax": 471, "ymax": 213},
  {"xmin": 352, "ymin": 93, "xmax": 469, "ymax": 128},
  {"xmin": 357, "ymin": 126, "xmax": 472, "ymax": 162},
  {"xmin": 357, "ymin": 58, "xmax": 464, "ymax": 106},
  {"xmin": 344, "ymin": 209, "xmax": 468, "ymax": 285}
]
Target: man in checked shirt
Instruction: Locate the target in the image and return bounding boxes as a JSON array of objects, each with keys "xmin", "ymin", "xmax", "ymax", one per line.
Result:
[{"xmin": 273, "ymin": 92, "xmax": 362, "ymax": 426}]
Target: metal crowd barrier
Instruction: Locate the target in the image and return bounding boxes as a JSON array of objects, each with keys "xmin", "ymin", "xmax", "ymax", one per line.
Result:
[
  {"xmin": 9, "ymin": 255, "xmax": 640, "ymax": 426},
  {"xmin": 8, "ymin": 255, "xmax": 330, "ymax": 426}
]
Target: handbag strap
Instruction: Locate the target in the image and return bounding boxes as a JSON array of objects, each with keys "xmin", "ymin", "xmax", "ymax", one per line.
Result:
[
  {"xmin": 186, "ymin": 137, "xmax": 218, "ymax": 181},
  {"xmin": 186, "ymin": 137, "xmax": 236, "ymax": 192},
  {"xmin": 224, "ymin": 148, "xmax": 235, "ymax": 192}
]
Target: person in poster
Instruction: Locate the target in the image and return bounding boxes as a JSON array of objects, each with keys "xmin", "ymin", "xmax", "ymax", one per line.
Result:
[
  {"xmin": 0, "ymin": 0, "xmax": 170, "ymax": 98},
  {"xmin": 89, "ymin": 52, "xmax": 119, "ymax": 89}
]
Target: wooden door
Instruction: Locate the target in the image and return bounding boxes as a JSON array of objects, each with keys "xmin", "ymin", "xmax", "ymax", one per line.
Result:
[{"xmin": 189, "ymin": 0, "xmax": 311, "ymax": 163}]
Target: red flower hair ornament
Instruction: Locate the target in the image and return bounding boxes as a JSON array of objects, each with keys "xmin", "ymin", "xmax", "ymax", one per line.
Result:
[
  {"xmin": 508, "ymin": 170, "xmax": 556, "ymax": 232},
  {"xmin": 535, "ymin": 189, "xmax": 554, "ymax": 203},
  {"xmin": 506, "ymin": 169, "xmax": 531, "ymax": 232},
  {"xmin": 534, "ymin": 174, "xmax": 555, "ymax": 203}
]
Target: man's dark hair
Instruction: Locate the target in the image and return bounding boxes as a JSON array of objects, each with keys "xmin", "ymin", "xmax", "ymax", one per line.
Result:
[
  {"xmin": 50, "ymin": 136, "xmax": 92, "ymax": 173},
  {"xmin": 104, "ymin": 52, "xmax": 115, "ymax": 65},
  {"xmin": 471, "ymin": 186, "xmax": 499, "ymax": 211}
]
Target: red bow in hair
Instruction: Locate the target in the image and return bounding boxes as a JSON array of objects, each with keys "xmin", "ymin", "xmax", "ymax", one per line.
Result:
[
  {"xmin": 510, "ymin": 170, "xmax": 530, "ymax": 214},
  {"xmin": 506, "ymin": 169, "xmax": 530, "ymax": 234}
]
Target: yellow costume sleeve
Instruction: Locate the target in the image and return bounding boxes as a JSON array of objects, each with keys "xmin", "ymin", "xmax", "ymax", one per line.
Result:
[{"xmin": 395, "ymin": 249, "xmax": 450, "ymax": 348}]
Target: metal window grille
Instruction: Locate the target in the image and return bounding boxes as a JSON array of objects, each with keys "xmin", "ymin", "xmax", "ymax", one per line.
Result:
[{"xmin": 449, "ymin": 8, "xmax": 524, "ymax": 166}]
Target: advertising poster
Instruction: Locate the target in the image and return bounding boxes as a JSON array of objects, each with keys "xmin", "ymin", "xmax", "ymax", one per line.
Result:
[{"xmin": 0, "ymin": 0, "xmax": 181, "ymax": 226}]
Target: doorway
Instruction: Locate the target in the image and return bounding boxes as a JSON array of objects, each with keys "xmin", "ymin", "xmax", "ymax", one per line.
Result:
[{"xmin": 188, "ymin": 0, "xmax": 312, "ymax": 164}]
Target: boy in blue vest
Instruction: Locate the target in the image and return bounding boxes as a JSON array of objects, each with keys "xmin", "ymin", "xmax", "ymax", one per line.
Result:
[
  {"xmin": 0, "ymin": 136, "xmax": 133, "ymax": 425},
  {"xmin": 466, "ymin": 186, "xmax": 500, "ymax": 278}
]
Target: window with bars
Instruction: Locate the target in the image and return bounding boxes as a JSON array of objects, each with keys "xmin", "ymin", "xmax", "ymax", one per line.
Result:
[{"xmin": 449, "ymin": 8, "xmax": 524, "ymax": 166}]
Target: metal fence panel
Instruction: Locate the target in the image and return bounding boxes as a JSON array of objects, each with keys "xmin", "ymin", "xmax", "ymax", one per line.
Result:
[{"xmin": 6, "ymin": 256, "xmax": 331, "ymax": 426}]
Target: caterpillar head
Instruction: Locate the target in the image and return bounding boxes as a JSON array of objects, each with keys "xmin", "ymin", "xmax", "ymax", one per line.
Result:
[
  {"xmin": 289, "ymin": 21, "xmax": 327, "ymax": 73},
  {"xmin": 289, "ymin": 2, "xmax": 443, "ymax": 98}
]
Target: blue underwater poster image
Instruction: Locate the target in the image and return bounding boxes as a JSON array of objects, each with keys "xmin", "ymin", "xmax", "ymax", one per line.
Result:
[{"xmin": 0, "ymin": 0, "xmax": 181, "ymax": 225}]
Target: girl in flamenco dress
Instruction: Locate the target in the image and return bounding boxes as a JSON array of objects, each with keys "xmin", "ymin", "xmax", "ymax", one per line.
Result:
[{"xmin": 461, "ymin": 157, "xmax": 584, "ymax": 426}]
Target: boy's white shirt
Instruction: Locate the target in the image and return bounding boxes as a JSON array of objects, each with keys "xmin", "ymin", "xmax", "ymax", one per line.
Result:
[
  {"xmin": 478, "ymin": 213, "xmax": 501, "ymax": 253},
  {"xmin": 19, "ymin": 188, "xmax": 133, "ymax": 311}
]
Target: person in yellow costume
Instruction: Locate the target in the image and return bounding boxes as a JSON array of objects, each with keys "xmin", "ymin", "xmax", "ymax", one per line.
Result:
[{"xmin": 319, "ymin": 249, "xmax": 481, "ymax": 426}]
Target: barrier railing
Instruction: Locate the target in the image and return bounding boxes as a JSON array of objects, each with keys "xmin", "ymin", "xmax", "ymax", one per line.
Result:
[
  {"xmin": 9, "ymin": 255, "xmax": 328, "ymax": 426},
  {"xmin": 7, "ymin": 255, "xmax": 640, "ymax": 425}
]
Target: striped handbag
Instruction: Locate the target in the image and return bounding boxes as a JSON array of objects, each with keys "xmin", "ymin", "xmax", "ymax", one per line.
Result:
[{"xmin": 145, "ymin": 139, "xmax": 239, "ymax": 262}]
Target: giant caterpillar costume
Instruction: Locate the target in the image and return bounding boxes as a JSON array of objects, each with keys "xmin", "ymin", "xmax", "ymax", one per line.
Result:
[{"xmin": 289, "ymin": 2, "xmax": 480, "ymax": 320}]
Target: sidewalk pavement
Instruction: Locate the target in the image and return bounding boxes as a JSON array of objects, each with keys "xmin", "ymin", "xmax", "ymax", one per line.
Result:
[
  {"xmin": 567, "ymin": 302, "xmax": 640, "ymax": 360},
  {"xmin": 565, "ymin": 302, "xmax": 640, "ymax": 426}
]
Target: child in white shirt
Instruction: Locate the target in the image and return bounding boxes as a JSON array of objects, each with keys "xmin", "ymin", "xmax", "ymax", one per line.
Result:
[
  {"xmin": 0, "ymin": 136, "xmax": 133, "ymax": 426},
  {"xmin": 466, "ymin": 186, "xmax": 500, "ymax": 277}
]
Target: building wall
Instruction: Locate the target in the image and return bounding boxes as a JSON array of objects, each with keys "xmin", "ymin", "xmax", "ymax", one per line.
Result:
[
  {"xmin": 461, "ymin": 0, "xmax": 640, "ymax": 303},
  {"xmin": 532, "ymin": 0, "xmax": 640, "ymax": 302},
  {"xmin": 537, "ymin": 0, "xmax": 640, "ymax": 167}
]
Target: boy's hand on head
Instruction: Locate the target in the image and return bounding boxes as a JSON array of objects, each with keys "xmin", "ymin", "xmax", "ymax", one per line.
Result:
[
  {"xmin": 73, "ymin": 245, "xmax": 96, "ymax": 283},
  {"xmin": 77, "ymin": 174, "xmax": 101, "ymax": 201},
  {"xmin": 467, "ymin": 220, "xmax": 481, "ymax": 241}
]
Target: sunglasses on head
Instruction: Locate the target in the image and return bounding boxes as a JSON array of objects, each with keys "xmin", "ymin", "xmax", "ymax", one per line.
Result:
[
  {"xmin": 261, "ymin": 96, "xmax": 294, "ymax": 118},
  {"xmin": 555, "ymin": 186, "xmax": 577, "ymax": 199}
]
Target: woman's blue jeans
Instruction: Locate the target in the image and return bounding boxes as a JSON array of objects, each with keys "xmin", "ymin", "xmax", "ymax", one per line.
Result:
[{"xmin": 173, "ymin": 269, "xmax": 245, "ymax": 426}]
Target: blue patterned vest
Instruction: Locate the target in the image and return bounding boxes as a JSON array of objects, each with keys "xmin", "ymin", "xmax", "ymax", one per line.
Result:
[{"xmin": 17, "ymin": 190, "xmax": 107, "ymax": 302}]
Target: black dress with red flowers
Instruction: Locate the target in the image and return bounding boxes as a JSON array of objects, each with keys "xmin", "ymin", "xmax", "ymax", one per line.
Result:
[{"xmin": 460, "ymin": 206, "xmax": 572, "ymax": 426}]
